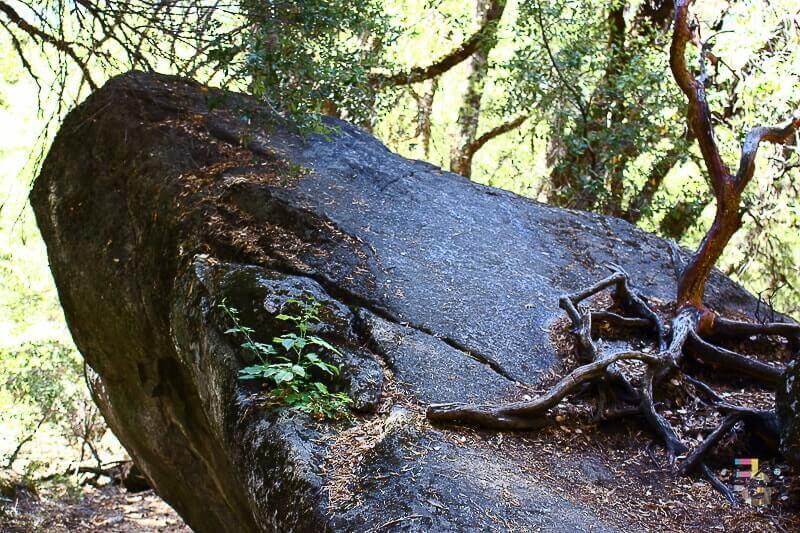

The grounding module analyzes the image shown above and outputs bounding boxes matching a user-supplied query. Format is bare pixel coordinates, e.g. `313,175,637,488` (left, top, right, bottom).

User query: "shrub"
219,296,352,420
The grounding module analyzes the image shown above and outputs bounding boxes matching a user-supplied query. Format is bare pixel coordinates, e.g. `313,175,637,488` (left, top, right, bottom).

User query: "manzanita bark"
670,0,800,310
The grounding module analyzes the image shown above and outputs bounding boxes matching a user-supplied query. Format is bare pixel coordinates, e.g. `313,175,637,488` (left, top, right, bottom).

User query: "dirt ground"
0,483,189,532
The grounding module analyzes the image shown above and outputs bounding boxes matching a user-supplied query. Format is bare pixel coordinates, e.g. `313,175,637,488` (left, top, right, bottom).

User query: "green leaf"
275,370,294,383
285,393,304,405
334,392,352,404
313,361,335,375
260,367,280,378
307,336,341,355
277,336,296,351
253,342,277,355
230,297,351,420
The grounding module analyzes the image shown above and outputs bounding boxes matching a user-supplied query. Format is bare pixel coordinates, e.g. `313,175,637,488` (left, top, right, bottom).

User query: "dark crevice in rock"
206,176,521,383
350,308,396,372
263,259,518,383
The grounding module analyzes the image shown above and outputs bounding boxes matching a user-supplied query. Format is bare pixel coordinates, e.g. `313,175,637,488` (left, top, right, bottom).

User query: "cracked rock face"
32,72,785,531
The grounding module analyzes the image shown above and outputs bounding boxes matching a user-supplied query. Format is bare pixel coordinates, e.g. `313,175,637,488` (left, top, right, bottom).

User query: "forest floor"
331,381,800,532
0,482,189,532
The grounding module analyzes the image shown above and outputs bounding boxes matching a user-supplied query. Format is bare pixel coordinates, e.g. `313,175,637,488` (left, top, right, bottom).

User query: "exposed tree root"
427,268,792,504
706,317,800,351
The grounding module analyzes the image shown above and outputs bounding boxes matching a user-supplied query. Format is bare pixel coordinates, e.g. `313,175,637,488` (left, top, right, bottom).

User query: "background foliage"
0,54,120,487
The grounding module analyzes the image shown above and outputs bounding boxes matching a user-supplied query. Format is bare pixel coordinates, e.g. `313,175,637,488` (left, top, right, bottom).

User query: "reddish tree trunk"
676,188,742,308
670,0,799,311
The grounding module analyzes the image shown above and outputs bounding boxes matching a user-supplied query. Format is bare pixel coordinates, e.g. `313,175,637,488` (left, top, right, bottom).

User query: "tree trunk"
450,0,494,177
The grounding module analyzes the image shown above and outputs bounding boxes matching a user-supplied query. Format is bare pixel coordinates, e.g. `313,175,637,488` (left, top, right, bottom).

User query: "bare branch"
464,115,528,157
371,0,506,87
668,1,798,307
534,0,587,121
734,113,800,194
427,349,662,429
686,331,783,385
670,0,729,192
450,0,497,178
708,316,800,344
0,0,97,90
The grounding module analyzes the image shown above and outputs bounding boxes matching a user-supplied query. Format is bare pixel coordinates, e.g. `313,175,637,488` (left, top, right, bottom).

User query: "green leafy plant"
218,296,352,420
1,339,110,487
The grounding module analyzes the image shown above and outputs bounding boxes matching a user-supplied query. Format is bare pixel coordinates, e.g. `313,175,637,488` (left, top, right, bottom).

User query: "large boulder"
31,72,791,531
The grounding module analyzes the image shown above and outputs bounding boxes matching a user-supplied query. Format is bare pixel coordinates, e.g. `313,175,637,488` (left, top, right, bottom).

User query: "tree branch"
534,0,587,122
463,114,528,158
734,113,800,194
450,0,496,178
624,138,691,223
0,1,97,91
670,0,729,193
371,0,506,87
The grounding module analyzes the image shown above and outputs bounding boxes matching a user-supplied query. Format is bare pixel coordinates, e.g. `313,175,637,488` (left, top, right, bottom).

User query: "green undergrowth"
219,296,352,420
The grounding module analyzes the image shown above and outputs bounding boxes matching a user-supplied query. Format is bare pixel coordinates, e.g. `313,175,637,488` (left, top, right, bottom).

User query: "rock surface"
31,72,793,531
779,359,800,468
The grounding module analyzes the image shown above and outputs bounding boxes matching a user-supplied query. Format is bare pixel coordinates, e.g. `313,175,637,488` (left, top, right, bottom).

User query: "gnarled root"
426,268,793,504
